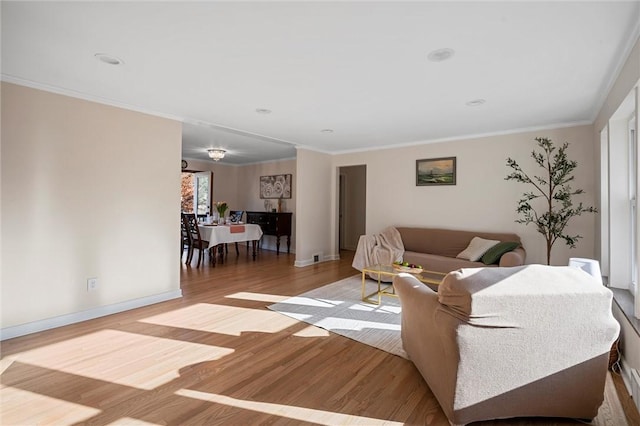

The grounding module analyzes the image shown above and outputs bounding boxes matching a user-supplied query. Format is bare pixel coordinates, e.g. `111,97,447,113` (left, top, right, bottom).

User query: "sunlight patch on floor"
174,389,404,425
9,329,233,390
349,303,402,315
276,296,343,308
292,325,330,338
0,386,101,425
0,356,17,375
225,291,289,303
139,303,299,336
106,417,163,425
315,317,401,332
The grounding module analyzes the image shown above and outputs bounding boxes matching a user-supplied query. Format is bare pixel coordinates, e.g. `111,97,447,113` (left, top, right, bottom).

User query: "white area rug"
268,275,407,359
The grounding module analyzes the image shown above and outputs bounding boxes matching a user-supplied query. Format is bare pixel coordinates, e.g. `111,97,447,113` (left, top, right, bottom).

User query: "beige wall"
182,158,240,210
295,148,333,265
237,159,296,252
332,125,596,266
1,83,182,330
613,304,640,378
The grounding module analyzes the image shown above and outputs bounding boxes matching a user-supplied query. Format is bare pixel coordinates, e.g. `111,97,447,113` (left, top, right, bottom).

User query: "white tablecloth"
198,223,263,248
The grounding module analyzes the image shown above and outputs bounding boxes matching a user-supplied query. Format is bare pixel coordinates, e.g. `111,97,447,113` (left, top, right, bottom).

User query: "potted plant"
505,137,596,265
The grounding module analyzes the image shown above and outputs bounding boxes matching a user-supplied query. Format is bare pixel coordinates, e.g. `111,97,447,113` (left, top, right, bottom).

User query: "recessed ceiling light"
427,48,455,62
255,108,272,114
94,53,124,65
321,129,334,133
466,99,486,107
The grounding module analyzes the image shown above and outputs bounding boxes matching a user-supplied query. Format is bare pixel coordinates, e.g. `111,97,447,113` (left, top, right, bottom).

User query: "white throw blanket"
352,226,405,275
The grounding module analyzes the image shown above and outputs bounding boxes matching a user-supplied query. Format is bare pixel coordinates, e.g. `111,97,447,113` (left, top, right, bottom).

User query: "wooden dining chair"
181,213,193,263
184,213,211,267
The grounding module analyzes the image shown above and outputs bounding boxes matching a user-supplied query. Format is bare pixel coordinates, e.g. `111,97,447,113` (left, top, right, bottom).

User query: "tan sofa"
396,227,525,273
394,265,620,425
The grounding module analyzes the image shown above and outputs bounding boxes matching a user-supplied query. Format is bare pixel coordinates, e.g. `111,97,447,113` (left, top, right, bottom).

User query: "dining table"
198,223,263,265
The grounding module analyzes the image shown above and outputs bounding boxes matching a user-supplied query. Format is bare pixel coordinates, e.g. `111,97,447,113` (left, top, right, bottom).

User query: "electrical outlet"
313,254,320,263
87,277,98,292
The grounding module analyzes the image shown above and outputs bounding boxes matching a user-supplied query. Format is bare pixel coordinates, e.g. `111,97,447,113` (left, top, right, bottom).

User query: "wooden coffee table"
361,264,446,305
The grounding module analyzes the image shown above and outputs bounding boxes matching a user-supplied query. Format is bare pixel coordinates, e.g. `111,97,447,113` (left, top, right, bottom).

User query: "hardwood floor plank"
1,249,637,425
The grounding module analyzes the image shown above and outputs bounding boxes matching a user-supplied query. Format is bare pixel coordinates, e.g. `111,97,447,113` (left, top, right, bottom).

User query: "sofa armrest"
499,246,525,267
394,273,460,416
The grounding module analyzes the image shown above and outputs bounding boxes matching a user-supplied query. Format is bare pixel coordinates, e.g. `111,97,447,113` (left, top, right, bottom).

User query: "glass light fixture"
207,149,226,161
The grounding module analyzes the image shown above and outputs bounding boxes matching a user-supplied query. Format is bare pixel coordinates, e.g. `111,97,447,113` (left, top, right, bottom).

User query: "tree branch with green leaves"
505,137,596,265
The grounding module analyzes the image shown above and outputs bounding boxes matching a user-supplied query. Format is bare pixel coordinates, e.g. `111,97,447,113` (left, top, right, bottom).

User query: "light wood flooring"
1,248,639,425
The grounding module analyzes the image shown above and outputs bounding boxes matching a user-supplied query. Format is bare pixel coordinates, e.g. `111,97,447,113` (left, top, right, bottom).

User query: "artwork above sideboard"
260,174,292,199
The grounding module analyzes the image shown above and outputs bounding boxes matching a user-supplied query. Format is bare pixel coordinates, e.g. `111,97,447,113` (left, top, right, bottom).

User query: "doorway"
338,165,366,251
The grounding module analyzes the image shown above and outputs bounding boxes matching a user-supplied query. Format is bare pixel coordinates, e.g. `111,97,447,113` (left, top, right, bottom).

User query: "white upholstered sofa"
394,264,619,425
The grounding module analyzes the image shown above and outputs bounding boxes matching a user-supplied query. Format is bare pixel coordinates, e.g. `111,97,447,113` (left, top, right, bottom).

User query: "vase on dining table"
217,208,228,224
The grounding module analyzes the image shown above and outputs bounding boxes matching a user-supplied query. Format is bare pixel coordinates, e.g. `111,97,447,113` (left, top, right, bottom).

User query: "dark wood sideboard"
245,211,292,255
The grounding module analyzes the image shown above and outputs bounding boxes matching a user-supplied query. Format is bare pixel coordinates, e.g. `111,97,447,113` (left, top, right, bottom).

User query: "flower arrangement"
215,201,228,218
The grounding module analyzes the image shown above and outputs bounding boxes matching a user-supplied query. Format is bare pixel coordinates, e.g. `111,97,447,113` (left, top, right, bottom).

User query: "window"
601,85,639,319
181,171,213,215
630,115,637,296
600,88,640,317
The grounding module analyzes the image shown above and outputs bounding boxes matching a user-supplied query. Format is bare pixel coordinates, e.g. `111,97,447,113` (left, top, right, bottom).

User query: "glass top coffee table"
361,264,447,305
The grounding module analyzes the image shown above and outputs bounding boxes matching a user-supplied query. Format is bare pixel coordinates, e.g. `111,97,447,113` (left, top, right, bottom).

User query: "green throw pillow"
481,241,520,265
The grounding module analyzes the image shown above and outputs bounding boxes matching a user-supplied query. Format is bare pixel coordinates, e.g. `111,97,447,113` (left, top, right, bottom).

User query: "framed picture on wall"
416,157,456,186
260,174,292,199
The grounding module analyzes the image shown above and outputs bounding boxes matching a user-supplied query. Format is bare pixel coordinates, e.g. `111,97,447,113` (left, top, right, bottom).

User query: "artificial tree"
505,137,596,265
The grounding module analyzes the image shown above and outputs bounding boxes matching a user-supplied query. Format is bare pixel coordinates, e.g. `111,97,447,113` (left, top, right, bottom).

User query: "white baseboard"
632,368,640,414
294,253,340,267
0,290,183,341
619,355,640,413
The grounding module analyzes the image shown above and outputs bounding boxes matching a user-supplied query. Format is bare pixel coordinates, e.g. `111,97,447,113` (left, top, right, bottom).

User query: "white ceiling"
2,1,639,165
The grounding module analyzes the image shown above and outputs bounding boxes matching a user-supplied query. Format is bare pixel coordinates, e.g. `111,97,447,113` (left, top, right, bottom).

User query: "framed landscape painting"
260,174,292,199
416,157,456,186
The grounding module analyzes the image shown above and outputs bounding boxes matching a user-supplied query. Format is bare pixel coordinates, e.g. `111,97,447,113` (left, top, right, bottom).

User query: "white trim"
0,290,183,341
294,254,340,268
591,23,640,123
1,74,184,122
1,75,300,150
619,354,635,397
3,75,597,163
183,118,297,148
181,156,297,167
294,145,334,155
331,120,593,156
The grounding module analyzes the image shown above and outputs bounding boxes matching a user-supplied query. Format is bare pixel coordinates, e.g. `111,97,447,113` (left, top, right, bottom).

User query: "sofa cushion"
396,227,522,258
403,251,492,274
456,237,500,261
481,241,520,265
